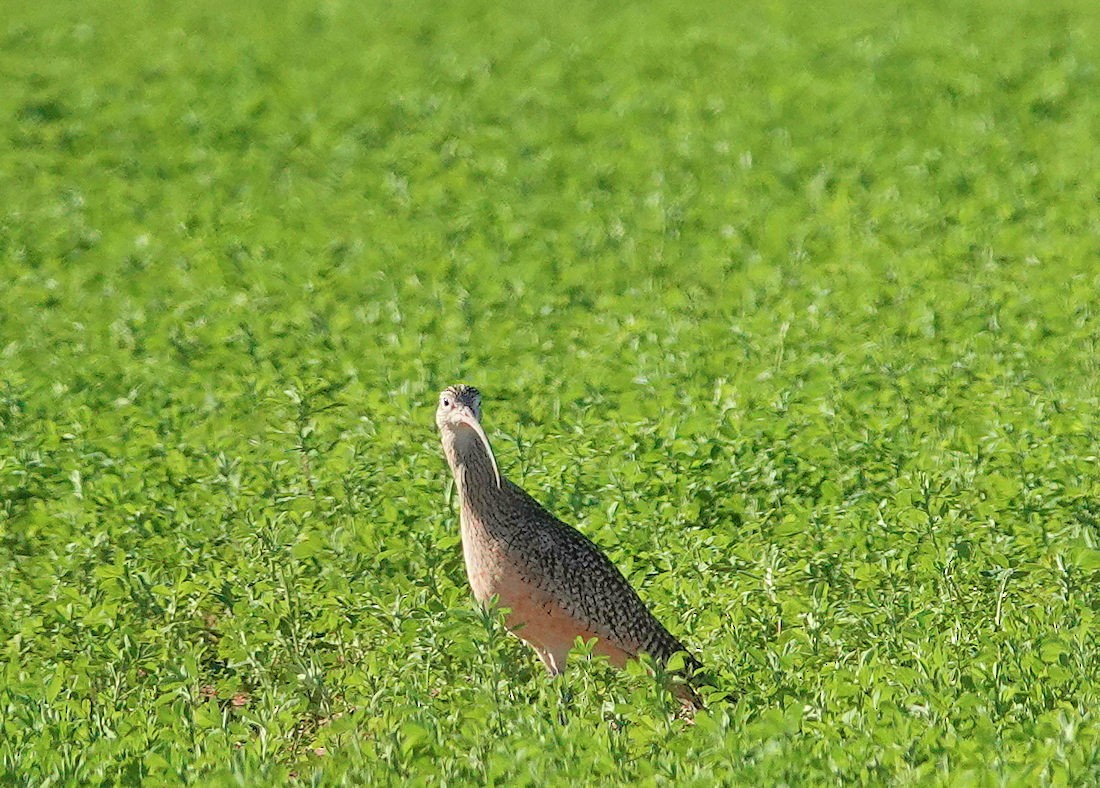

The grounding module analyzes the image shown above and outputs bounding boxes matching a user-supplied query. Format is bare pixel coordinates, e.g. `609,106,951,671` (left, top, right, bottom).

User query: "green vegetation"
2,0,1099,782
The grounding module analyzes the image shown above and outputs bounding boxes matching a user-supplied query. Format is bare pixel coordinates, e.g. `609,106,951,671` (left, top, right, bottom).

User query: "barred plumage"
436,384,702,706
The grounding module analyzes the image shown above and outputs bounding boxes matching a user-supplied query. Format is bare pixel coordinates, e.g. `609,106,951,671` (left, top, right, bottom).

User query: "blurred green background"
2,0,1098,782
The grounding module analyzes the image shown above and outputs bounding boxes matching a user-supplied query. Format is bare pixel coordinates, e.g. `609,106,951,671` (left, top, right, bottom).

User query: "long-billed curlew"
435,384,703,707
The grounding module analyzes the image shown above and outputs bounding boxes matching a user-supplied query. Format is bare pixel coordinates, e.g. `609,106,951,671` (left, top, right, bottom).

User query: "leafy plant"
1,0,1098,782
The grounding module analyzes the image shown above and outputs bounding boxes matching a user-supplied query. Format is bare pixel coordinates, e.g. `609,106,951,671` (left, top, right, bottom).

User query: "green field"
3,0,1100,782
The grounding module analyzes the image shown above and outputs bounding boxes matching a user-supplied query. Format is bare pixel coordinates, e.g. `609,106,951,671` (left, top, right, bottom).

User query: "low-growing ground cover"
1,0,1098,782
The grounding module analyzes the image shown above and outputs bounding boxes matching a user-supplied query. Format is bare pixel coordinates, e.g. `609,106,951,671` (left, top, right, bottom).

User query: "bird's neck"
442,429,502,507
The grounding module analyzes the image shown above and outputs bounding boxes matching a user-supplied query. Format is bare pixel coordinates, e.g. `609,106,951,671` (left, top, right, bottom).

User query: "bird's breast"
458,507,514,605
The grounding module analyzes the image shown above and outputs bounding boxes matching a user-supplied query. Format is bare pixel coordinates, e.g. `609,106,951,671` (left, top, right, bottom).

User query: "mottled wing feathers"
498,480,701,673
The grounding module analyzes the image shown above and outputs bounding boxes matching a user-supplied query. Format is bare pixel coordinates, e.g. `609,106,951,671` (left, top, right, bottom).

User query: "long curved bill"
458,410,502,489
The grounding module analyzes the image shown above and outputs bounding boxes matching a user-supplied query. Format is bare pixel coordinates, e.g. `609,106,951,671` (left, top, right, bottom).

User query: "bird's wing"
500,481,699,671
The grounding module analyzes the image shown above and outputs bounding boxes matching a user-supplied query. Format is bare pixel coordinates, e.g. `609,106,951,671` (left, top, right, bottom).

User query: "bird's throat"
444,428,501,501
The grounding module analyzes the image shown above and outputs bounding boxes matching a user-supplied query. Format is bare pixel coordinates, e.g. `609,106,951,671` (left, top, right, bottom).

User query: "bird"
435,383,703,708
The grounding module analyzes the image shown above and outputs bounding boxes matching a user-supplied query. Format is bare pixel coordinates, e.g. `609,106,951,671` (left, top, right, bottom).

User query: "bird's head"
435,384,501,487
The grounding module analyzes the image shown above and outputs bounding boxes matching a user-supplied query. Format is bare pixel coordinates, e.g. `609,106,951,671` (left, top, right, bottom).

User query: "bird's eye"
442,397,451,407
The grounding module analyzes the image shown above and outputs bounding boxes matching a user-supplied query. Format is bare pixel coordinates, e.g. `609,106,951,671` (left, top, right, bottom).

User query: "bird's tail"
671,675,705,710
663,649,736,710
647,625,732,710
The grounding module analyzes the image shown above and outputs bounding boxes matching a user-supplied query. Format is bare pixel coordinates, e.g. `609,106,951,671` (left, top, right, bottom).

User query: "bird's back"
462,476,701,674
